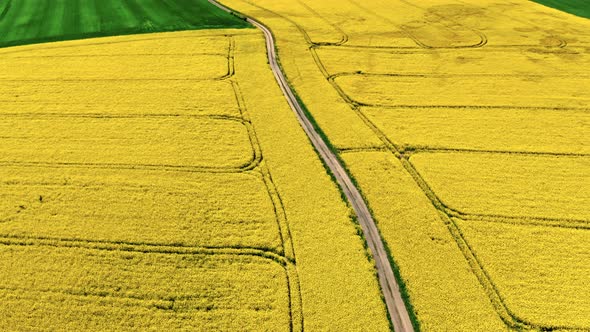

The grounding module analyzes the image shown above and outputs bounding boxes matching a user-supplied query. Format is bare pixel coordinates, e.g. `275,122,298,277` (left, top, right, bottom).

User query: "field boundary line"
0,113,247,121
230,77,304,330
0,233,300,330
330,71,590,79
0,77,230,82
342,146,590,158
360,103,590,112
316,43,573,51
0,234,288,265
9,52,226,58
231,80,298,259
293,0,348,46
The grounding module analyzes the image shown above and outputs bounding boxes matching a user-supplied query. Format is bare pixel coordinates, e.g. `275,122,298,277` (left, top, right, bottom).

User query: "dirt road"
208,1,415,331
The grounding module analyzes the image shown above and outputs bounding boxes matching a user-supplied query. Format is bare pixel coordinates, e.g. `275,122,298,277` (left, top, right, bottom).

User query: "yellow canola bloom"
336,74,590,109
410,152,590,221
361,106,590,154
0,116,255,168
0,245,291,331
316,46,590,76
0,167,281,251
0,80,241,117
0,29,390,331
457,219,590,328
217,0,590,330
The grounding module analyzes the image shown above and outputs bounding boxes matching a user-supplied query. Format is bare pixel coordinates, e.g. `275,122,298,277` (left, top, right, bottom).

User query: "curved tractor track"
208,1,414,331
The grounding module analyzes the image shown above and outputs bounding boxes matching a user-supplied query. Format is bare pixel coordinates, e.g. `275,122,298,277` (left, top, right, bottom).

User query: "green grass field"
532,0,590,19
0,0,251,48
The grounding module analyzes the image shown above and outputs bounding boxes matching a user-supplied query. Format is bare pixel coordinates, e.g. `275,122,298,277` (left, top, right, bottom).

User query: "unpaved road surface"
208,1,415,331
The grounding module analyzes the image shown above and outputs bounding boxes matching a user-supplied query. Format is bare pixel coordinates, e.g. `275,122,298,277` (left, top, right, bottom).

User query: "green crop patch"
0,0,251,48
531,0,590,19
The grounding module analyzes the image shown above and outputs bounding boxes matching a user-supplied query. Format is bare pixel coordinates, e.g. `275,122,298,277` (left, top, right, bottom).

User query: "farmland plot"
0,245,291,331
0,29,390,331
531,0,590,19
0,0,251,48
456,219,590,329
411,152,590,222
217,0,590,330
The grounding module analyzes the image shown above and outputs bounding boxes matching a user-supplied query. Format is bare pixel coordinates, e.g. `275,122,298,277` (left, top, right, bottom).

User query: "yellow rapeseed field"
360,106,589,154
411,152,590,221
457,219,590,329
218,0,590,330
0,245,291,331
0,29,390,330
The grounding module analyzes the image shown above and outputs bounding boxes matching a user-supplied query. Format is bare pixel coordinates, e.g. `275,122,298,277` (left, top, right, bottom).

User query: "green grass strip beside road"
531,0,590,19
0,0,251,48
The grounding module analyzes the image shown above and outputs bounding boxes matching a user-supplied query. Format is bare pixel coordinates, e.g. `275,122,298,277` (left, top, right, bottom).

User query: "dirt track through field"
208,1,414,331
